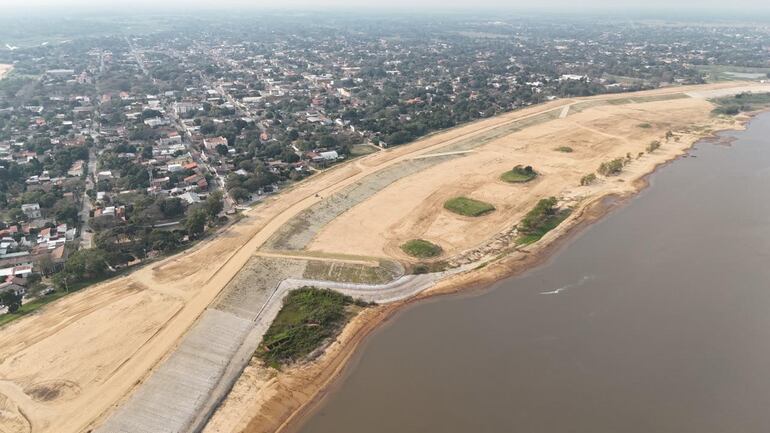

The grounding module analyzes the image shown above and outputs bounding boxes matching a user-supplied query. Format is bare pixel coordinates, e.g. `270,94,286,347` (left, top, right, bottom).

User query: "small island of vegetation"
501,165,538,183
257,287,368,367
444,196,496,217
401,239,443,258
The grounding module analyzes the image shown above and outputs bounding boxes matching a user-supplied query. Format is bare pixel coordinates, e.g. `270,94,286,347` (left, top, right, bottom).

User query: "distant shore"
203,107,763,433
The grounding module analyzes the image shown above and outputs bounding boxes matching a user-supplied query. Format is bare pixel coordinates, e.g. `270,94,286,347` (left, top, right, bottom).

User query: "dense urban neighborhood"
0,13,768,317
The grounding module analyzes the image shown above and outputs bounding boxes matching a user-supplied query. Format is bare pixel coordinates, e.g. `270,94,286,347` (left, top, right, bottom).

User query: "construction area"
0,82,768,433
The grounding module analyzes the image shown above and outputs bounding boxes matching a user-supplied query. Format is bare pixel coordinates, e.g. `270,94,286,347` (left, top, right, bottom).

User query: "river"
296,112,770,433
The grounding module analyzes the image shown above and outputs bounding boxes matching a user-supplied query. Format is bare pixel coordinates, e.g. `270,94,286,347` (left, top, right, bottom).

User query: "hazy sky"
3,0,770,13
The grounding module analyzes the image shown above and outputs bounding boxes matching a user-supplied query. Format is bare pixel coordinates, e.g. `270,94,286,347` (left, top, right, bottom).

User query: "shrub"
597,158,624,176
580,173,597,186
554,146,574,153
646,140,661,153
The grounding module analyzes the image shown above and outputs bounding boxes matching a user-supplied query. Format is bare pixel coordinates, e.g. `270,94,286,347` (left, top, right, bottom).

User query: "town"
0,12,768,318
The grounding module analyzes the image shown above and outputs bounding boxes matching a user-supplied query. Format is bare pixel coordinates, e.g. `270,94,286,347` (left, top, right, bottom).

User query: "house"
167,164,183,173
158,133,182,146
68,160,85,177
319,150,339,161
21,203,42,220
203,136,228,151
179,191,201,204
0,282,25,297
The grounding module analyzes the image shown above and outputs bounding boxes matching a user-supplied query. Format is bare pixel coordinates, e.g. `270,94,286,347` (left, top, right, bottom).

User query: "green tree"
159,197,184,218
0,290,22,313
204,191,224,222
59,248,109,285
186,209,207,238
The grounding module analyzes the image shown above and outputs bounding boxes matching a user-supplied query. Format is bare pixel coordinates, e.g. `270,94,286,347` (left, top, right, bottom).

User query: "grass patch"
501,165,537,183
517,197,572,245
257,287,367,367
0,291,68,327
554,146,573,153
444,196,495,217
637,123,652,128
401,239,442,258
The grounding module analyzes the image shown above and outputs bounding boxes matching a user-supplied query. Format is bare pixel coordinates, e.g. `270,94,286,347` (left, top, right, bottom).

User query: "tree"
159,197,184,218
0,290,22,313
229,187,250,203
186,209,207,238
59,248,109,285
54,200,79,226
215,144,229,156
204,191,224,222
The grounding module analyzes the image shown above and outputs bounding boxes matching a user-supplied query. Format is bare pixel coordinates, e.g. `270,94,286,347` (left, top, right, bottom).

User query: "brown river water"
296,112,770,433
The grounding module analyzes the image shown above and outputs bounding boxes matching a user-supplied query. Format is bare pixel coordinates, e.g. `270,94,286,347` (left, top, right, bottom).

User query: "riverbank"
204,108,762,433
0,82,765,433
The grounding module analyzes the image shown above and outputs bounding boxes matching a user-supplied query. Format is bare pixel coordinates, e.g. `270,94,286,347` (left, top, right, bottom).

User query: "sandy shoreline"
206,109,760,433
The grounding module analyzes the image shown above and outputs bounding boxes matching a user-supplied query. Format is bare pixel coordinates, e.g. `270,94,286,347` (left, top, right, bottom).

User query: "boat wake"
540,275,595,295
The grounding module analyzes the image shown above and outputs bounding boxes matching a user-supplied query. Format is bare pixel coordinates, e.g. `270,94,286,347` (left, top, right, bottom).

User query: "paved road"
79,150,97,249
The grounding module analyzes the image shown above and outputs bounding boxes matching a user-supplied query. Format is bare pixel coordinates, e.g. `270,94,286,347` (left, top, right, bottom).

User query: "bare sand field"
0,65,12,80
0,82,767,433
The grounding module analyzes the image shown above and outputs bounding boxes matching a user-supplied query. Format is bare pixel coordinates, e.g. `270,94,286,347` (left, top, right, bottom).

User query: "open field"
695,65,770,82
0,82,768,433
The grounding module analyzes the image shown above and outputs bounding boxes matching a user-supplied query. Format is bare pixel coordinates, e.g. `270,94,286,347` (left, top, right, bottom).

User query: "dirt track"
0,82,767,433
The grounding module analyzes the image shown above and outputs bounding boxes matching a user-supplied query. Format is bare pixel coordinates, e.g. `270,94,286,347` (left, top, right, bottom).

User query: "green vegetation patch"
444,196,496,217
711,92,770,115
554,146,574,153
401,239,443,258
501,165,538,183
517,197,572,245
257,287,367,367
